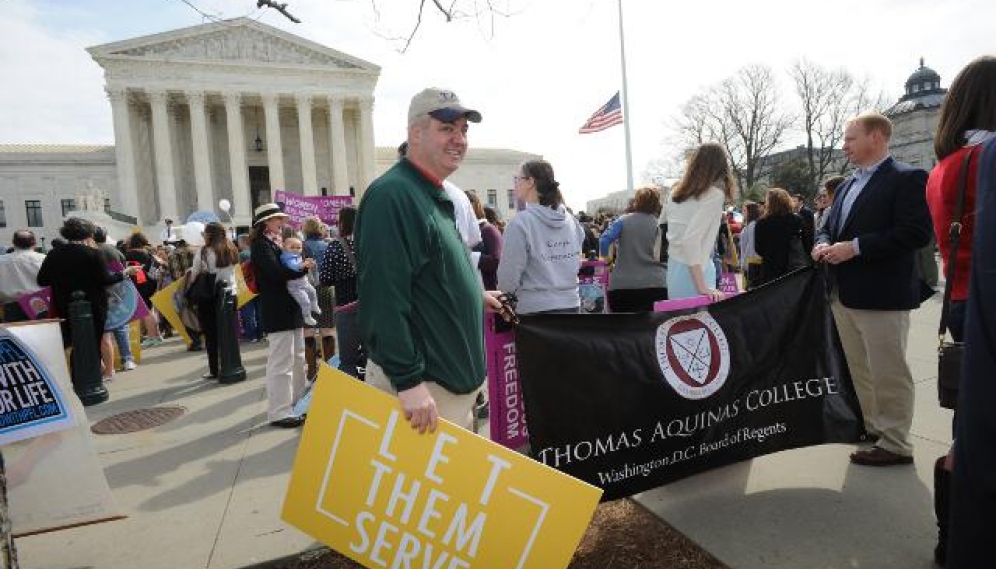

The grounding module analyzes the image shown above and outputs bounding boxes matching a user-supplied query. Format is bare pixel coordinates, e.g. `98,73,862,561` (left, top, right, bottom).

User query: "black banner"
516,268,863,501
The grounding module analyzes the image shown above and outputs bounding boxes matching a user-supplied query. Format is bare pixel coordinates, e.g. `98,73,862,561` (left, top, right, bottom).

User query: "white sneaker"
102,375,114,383
123,360,137,371
304,315,318,326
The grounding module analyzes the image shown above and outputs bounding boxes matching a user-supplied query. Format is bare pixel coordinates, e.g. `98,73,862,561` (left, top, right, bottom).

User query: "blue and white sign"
0,328,76,446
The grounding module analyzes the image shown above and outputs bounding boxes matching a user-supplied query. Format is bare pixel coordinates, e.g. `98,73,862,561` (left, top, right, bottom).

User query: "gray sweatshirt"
497,203,585,314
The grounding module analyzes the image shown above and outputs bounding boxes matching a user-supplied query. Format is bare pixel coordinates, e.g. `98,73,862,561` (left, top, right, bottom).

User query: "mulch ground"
267,498,727,569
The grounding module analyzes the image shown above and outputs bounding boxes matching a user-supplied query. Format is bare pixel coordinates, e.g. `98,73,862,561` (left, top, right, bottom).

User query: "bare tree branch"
256,0,300,23
430,0,454,21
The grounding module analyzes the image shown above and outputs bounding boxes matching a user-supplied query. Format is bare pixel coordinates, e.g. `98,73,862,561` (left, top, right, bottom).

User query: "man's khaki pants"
366,360,480,432
831,298,915,456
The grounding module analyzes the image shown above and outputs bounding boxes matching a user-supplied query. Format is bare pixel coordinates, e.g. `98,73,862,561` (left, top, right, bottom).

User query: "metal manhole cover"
91,406,186,434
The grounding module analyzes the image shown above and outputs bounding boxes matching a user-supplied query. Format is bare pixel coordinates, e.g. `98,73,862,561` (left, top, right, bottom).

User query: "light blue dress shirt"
837,155,890,255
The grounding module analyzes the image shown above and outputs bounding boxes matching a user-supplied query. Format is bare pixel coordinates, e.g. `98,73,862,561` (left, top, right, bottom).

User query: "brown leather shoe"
850,446,913,466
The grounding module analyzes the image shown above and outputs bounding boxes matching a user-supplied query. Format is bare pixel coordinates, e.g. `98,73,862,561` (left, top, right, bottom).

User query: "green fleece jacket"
355,159,485,394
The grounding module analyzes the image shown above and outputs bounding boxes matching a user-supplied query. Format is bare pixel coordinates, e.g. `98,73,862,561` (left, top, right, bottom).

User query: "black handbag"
186,270,217,307
937,149,975,410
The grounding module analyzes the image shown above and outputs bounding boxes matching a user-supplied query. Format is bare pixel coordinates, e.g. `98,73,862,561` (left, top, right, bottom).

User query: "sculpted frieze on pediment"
110,28,360,69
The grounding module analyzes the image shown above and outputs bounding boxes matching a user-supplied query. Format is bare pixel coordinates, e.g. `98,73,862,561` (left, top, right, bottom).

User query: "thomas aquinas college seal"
655,312,730,400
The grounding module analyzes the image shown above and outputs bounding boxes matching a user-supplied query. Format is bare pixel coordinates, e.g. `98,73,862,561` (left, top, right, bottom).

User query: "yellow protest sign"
151,272,257,348
233,264,257,309
283,366,602,569
151,278,194,347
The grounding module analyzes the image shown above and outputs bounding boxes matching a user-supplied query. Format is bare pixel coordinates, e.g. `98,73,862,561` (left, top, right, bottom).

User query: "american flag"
579,92,624,134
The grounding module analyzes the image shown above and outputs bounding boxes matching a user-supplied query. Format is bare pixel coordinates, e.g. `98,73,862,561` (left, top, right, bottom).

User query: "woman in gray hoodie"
497,160,585,314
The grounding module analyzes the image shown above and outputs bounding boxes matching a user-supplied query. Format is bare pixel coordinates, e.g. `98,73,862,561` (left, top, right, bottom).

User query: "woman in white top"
660,143,736,301
189,222,239,379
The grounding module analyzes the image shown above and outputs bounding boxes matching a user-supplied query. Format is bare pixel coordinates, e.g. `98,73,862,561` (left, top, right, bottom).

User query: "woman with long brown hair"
925,54,996,567
754,188,808,285
189,222,239,380
465,190,503,290
661,143,736,300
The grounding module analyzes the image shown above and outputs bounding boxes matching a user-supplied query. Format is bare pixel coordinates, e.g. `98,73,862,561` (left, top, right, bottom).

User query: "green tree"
769,157,812,197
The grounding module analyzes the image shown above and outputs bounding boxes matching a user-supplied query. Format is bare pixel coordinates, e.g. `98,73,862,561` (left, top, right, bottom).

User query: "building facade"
0,19,539,246
885,58,947,169
88,17,380,229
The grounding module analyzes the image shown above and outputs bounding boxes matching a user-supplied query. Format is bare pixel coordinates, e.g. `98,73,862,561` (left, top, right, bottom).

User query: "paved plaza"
16,292,949,569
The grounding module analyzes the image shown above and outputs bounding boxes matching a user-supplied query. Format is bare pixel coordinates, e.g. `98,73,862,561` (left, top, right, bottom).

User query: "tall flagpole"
617,0,634,192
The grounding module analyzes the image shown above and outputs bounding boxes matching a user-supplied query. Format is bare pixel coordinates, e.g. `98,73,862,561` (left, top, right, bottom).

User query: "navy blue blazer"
815,156,933,310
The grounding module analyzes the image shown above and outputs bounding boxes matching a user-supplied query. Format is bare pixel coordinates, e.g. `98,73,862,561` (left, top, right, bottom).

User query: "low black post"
216,283,246,384
68,291,108,406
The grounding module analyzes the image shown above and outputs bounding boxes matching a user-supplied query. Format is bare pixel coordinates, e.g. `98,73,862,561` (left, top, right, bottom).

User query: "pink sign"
273,190,353,228
18,288,52,319
720,271,740,295
653,291,740,313
484,312,529,449
579,260,609,313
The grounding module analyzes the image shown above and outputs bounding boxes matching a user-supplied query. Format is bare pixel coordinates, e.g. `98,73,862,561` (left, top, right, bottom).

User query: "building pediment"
88,18,378,73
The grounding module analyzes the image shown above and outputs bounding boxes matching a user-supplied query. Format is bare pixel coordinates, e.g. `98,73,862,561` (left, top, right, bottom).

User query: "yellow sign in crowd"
150,267,256,347
283,367,603,569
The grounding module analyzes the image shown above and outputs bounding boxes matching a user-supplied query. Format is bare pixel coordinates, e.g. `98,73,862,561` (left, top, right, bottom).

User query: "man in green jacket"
356,87,502,434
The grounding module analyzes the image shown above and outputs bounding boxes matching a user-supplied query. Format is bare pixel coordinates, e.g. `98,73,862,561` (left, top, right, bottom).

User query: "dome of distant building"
885,57,947,170
887,57,947,116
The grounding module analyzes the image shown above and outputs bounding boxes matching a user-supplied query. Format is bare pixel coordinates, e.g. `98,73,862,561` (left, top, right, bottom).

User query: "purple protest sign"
273,190,353,228
720,271,741,295
484,312,529,449
18,288,52,320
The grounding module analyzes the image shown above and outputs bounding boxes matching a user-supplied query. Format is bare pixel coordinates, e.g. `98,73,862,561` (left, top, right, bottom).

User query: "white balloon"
181,221,206,246
218,198,231,213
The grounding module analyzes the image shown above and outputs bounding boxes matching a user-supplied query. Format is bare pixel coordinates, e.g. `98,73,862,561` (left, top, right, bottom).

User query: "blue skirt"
667,259,716,300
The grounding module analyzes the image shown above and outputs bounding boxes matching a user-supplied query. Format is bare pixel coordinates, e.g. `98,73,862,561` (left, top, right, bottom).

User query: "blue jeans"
240,298,264,340
112,325,133,361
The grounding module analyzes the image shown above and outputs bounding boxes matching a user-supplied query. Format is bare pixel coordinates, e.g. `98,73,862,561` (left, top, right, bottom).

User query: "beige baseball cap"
407,88,482,126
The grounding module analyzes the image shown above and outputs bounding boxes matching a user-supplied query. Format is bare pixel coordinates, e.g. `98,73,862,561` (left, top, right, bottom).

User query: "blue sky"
3,0,994,209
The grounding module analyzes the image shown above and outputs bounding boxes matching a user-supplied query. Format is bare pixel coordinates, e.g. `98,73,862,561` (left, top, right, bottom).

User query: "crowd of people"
1,55,994,569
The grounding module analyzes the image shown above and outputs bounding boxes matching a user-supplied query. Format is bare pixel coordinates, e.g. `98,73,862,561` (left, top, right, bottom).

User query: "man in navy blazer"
813,112,933,467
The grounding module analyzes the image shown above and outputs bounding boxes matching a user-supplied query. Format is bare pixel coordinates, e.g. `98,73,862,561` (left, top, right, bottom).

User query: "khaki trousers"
266,328,307,421
365,360,481,432
830,298,915,456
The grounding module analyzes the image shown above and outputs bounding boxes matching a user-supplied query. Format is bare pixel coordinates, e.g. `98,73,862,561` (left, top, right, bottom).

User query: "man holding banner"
356,87,502,434
813,112,933,467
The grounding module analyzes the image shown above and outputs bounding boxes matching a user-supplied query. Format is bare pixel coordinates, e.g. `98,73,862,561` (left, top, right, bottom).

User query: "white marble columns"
223,92,252,224
327,96,349,196
261,93,286,192
296,95,319,196
114,89,371,226
186,90,214,211
149,90,178,221
358,97,376,194
106,87,141,223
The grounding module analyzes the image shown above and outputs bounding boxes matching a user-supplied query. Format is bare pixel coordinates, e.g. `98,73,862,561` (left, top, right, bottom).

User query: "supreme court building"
0,18,537,244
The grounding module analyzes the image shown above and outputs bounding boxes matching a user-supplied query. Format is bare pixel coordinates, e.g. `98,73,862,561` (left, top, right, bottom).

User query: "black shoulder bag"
186,249,217,307
937,149,975,410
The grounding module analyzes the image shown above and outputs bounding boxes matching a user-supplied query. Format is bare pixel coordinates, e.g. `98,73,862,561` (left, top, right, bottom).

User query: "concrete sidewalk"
17,293,951,569
16,339,320,569
635,293,950,569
